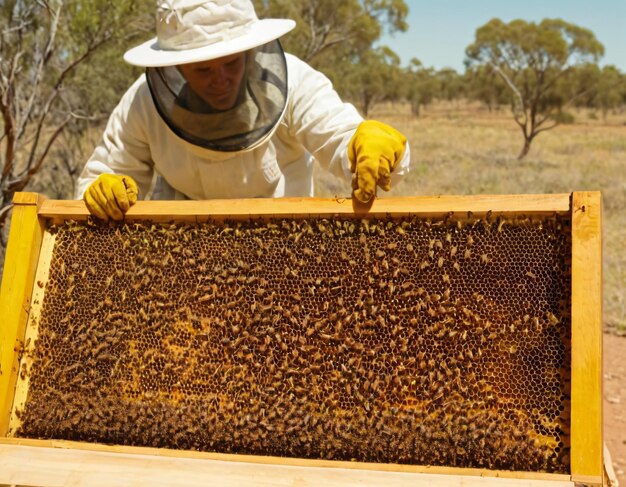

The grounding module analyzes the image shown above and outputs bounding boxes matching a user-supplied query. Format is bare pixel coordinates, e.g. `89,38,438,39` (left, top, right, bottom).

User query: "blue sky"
379,0,626,72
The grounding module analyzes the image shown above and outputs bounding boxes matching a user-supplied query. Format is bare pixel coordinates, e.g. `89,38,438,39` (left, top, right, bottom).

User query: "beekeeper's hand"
84,174,138,221
348,120,407,203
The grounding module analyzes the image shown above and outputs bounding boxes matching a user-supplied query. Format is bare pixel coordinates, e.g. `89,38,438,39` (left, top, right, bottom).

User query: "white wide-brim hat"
124,0,296,67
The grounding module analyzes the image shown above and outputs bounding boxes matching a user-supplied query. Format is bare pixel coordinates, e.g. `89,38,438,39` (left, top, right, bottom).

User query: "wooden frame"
570,192,603,485
0,192,604,487
0,193,46,437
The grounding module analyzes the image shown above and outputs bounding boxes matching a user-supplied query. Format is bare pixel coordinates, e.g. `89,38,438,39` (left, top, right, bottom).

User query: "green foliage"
465,18,605,158
464,65,509,111
341,46,403,116
593,66,625,119
403,59,438,116
0,0,153,233
565,63,602,108
254,0,407,65
466,18,604,70
551,111,575,124
436,68,464,102
57,0,153,114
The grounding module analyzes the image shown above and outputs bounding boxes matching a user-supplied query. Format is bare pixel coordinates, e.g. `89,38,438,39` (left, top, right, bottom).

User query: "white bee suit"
76,54,410,201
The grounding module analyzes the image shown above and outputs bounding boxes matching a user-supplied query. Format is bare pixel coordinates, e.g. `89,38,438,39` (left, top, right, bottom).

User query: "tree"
404,59,438,117
0,0,152,248
253,0,408,68
592,66,624,120
465,18,604,159
464,65,510,112
563,63,602,111
435,68,464,104
343,46,403,116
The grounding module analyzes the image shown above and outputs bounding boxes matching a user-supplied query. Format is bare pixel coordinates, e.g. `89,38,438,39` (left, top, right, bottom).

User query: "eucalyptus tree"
0,0,152,253
593,66,625,119
464,65,510,112
435,68,464,104
343,46,403,116
466,18,604,159
404,59,438,117
253,0,409,68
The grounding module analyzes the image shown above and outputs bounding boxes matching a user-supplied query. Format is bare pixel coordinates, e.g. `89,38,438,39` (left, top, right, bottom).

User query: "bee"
497,218,507,233
19,363,28,380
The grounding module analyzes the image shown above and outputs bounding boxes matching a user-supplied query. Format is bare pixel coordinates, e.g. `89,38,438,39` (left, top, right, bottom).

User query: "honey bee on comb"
16,214,571,473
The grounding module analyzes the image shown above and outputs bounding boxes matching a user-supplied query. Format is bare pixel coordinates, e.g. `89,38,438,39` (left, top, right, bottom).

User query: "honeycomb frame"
0,192,604,487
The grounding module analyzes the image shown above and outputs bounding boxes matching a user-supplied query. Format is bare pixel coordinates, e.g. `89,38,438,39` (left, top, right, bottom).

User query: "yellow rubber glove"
348,120,407,203
84,174,138,221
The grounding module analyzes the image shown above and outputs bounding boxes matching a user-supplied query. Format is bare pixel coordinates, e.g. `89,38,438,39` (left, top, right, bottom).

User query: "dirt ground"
604,332,626,485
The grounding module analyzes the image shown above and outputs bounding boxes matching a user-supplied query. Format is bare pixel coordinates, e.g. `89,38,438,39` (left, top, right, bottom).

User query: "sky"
378,0,626,72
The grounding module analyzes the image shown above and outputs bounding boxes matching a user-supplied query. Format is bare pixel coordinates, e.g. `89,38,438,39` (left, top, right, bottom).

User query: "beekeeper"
77,0,410,221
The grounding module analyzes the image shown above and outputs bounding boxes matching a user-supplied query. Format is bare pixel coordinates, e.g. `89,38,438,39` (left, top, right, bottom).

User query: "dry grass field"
316,100,626,335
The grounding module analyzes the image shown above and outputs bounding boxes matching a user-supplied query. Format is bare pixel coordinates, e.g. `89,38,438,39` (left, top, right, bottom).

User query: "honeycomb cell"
16,214,571,473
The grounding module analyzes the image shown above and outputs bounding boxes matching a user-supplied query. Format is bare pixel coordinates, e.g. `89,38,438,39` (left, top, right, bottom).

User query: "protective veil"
146,40,288,152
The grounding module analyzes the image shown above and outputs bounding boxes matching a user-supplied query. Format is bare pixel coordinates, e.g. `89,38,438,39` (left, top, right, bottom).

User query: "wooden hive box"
0,191,605,487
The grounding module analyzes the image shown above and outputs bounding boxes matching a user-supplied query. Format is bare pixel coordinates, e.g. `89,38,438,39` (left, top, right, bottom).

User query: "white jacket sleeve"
284,55,361,181
75,76,155,199
283,54,410,184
